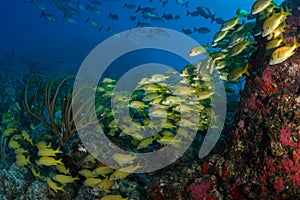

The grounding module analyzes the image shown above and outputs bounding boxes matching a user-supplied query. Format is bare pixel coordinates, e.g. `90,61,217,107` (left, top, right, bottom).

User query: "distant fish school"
26,0,228,36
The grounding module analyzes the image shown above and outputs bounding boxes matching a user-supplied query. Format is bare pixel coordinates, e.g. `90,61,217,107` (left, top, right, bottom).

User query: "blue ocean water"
0,0,259,76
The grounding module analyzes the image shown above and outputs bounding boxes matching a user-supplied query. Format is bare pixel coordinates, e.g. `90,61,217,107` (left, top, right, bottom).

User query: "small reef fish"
40,12,56,22
21,130,33,145
83,154,96,163
251,0,273,15
100,195,128,200
265,35,285,50
162,13,174,20
29,123,35,130
110,163,142,180
8,140,21,149
92,166,115,176
181,28,192,35
52,174,79,184
85,18,103,31
262,7,290,37
149,74,169,83
38,156,63,166
193,26,211,34
236,9,251,18
31,167,41,179
269,36,300,65
96,177,115,191
228,63,250,81
3,127,17,137
47,177,65,193
221,16,240,31
56,164,70,174
189,46,207,56
230,38,254,57
38,146,63,157
213,30,229,43
197,91,215,101
84,177,103,188
137,136,157,149
123,3,136,9
176,0,189,7
15,148,29,154
79,169,98,178
86,4,102,14
113,153,137,166
37,141,52,150
108,13,119,20
16,154,31,166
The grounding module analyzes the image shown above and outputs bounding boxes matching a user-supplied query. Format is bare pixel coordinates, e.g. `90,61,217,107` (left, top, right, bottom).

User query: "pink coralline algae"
279,124,299,148
187,181,212,200
274,177,285,193
247,94,264,114
290,171,300,187
255,66,278,93
286,16,300,27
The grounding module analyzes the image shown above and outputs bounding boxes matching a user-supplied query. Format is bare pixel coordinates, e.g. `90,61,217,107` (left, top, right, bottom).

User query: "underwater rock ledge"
145,0,300,199
197,0,300,199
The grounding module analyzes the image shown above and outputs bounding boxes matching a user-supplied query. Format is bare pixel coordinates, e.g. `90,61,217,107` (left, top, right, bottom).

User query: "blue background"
0,0,262,76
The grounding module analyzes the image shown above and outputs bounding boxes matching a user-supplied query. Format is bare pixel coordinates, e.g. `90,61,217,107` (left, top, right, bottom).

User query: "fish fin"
294,36,300,48
74,175,80,181
186,10,190,16
29,139,33,146
58,158,63,165
244,63,250,76
185,2,189,8
56,146,62,153
193,26,197,33
210,14,216,23
136,5,141,13
27,155,31,164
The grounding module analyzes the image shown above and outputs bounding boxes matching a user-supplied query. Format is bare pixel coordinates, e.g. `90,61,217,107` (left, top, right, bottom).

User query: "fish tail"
247,37,255,45
56,146,62,153
244,63,250,76
58,158,63,165
74,175,80,181
26,155,31,164
136,21,140,27
85,17,90,23
123,3,127,7
294,36,300,48
162,12,165,18
40,11,45,18
186,10,190,16
185,2,189,8
162,1,167,7
136,5,141,13
193,26,197,33
59,185,65,192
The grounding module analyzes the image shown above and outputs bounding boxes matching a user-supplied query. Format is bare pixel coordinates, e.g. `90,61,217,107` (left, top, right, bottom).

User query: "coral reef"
1,0,300,199
145,0,300,199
